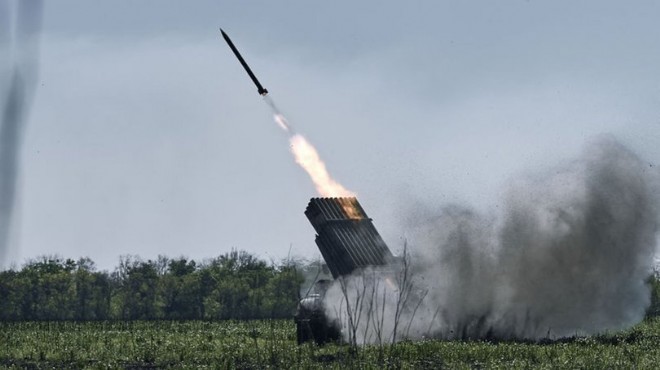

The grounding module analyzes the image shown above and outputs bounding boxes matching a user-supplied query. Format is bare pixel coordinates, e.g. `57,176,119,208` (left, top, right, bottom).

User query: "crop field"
2,318,660,369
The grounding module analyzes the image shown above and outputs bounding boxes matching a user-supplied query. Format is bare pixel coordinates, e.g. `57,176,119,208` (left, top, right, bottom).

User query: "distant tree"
202,250,278,319
73,257,111,320
20,257,76,320
160,258,202,319
0,269,22,320
112,256,161,320
263,263,304,318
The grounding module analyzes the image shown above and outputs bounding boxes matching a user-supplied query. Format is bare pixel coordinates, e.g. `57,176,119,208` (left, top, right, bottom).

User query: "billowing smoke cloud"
324,137,659,342
0,0,43,269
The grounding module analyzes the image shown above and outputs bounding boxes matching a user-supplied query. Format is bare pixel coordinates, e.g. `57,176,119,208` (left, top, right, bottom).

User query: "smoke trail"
324,136,659,342
0,0,43,269
264,96,355,198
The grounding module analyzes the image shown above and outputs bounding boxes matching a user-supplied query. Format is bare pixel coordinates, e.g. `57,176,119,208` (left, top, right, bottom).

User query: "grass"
2,318,660,368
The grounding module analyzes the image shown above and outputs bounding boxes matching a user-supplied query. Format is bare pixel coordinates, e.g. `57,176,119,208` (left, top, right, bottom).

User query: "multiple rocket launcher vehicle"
299,197,396,344
220,29,395,344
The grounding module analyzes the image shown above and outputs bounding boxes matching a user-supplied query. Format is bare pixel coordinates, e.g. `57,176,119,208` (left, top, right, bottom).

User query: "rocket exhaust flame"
274,113,291,132
288,134,355,198
264,96,291,133
264,96,356,201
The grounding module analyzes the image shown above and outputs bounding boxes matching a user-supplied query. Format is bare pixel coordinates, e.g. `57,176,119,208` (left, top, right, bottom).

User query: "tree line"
0,250,305,321
2,251,659,322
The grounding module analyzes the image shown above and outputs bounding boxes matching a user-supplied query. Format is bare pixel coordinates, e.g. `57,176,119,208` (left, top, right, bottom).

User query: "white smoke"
0,0,43,269
324,136,659,342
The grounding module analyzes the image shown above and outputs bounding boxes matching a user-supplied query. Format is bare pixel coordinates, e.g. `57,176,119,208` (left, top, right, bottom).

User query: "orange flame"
337,197,362,219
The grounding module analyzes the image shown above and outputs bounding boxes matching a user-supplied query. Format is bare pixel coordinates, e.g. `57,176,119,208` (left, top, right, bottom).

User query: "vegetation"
0,251,303,321
1,257,659,368
1,318,660,368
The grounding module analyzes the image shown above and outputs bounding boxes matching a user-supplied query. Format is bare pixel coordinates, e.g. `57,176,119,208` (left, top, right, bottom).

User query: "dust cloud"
324,137,659,342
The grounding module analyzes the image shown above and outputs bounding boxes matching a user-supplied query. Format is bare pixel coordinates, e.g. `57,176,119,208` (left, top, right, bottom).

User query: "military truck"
294,197,395,344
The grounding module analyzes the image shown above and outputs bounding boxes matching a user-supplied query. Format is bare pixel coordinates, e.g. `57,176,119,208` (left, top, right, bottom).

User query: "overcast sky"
3,1,659,270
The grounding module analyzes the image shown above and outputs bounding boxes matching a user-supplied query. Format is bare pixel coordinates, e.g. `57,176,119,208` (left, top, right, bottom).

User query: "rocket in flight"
220,28,269,96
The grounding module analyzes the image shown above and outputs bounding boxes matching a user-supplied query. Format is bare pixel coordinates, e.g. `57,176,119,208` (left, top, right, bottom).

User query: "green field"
2,318,660,369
